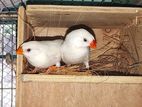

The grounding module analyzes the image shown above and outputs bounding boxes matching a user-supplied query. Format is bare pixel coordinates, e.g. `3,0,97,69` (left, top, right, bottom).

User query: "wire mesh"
0,20,16,107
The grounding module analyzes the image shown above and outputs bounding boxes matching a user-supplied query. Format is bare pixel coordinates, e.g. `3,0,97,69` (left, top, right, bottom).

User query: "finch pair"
16,26,96,72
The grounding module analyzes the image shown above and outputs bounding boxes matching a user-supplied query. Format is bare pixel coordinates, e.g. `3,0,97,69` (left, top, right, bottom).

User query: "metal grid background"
0,20,17,107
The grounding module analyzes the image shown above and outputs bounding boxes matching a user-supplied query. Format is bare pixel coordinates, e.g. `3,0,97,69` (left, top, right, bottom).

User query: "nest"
23,45,142,76
23,29,142,76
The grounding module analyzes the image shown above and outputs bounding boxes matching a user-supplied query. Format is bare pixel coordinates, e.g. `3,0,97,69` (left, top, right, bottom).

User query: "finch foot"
45,66,65,74
44,66,58,74
48,66,57,71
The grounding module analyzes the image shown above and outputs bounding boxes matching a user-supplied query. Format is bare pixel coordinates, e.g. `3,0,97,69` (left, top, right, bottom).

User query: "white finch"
61,28,96,69
16,40,63,69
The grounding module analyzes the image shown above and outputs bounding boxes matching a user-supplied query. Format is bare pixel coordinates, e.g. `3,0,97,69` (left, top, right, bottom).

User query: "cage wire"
0,15,17,107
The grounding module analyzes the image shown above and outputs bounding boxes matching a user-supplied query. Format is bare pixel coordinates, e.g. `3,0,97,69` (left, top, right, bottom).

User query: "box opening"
17,5,142,78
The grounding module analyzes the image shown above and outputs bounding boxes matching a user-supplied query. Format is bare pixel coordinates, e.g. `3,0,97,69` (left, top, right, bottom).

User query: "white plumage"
61,28,96,68
16,40,63,68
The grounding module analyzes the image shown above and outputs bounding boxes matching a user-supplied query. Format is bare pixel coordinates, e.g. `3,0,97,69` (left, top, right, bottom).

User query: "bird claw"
48,66,57,71
44,66,65,74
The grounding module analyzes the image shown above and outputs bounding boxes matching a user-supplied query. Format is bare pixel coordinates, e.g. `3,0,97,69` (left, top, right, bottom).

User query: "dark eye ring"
83,38,87,42
27,48,31,52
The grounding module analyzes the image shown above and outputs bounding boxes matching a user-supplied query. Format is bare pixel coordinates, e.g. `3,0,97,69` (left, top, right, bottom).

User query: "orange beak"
89,40,96,48
16,46,23,55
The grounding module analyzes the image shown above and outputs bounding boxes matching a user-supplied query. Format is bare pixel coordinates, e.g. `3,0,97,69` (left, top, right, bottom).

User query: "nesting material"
22,28,142,76
23,38,141,76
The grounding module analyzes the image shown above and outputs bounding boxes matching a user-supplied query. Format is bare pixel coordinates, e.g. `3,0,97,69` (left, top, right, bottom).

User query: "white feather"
21,40,63,68
61,29,96,68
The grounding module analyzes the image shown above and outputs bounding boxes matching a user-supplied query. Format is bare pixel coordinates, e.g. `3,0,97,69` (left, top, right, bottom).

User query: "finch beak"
16,46,23,55
89,40,96,48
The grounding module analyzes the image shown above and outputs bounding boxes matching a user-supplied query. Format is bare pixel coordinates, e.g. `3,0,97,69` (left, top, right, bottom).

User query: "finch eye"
83,38,87,42
27,48,31,52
